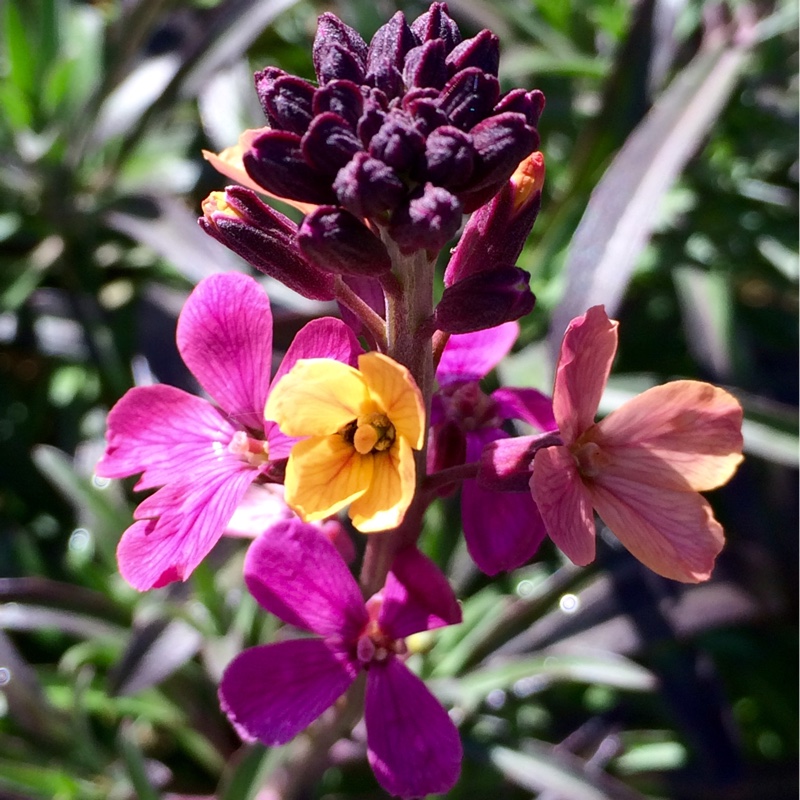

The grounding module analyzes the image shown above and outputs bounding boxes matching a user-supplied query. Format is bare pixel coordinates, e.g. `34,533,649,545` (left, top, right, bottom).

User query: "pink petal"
177,272,273,432
436,321,519,385
587,476,725,582
219,639,358,745
462,480,547,574
553,305,618,444
223,484,294,538
531,445,596,566
595,380,744,492
266,317,363,458
492,386,557,432
118,460,256,589
366,658,462,799
97,385,235,490
378,547,461,639
244,520,368,638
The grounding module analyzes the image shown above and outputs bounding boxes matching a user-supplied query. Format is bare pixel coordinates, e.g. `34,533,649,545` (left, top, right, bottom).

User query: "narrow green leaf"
549,22,755,357
489,743,647,800
457,652,656,709
116,721,163,800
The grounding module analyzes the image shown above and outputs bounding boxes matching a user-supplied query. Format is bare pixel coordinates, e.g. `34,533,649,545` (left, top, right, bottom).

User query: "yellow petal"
284,435,372,522
349,437,416,532
266,359,372,437
202,129,317,215
358,352,425,450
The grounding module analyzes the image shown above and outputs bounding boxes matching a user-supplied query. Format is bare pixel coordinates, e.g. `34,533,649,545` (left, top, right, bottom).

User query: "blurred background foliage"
0,0,797,798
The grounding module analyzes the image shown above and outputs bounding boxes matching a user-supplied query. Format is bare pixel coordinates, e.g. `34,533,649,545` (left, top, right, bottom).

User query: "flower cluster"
98,4,744,797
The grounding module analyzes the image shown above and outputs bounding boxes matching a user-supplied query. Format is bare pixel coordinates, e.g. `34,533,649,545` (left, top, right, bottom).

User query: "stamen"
571,440,606,478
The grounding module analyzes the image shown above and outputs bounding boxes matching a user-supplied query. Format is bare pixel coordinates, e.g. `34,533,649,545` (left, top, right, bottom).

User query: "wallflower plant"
98,3,745,796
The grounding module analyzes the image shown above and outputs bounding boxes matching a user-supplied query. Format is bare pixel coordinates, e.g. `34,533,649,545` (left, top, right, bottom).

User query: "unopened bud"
298,206,391,276
199,187,335,301
434,266,535,333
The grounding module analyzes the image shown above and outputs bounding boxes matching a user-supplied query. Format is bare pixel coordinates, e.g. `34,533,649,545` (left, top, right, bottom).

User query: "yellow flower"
265,353,425,532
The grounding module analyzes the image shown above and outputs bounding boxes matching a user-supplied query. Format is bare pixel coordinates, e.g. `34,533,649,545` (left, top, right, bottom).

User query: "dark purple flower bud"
356,104,386,147
411,2,461,51
313,80,364,128
423,126,474,187
404,96,449,135
253,66,285,124
438,68,499,131
298,206,391,276
469,112,539,192
365,11,415,99
333,152,406,218
257,74,315,135
313,13,368,84
301,112,363,176
434,266,535,333
445,152,545,286
446,30,500,76
199,187,335,301
478,432,562,492
389,183,462,254
244,130,336,205
403,40,448,90
495,88,546,128
369,113,426,173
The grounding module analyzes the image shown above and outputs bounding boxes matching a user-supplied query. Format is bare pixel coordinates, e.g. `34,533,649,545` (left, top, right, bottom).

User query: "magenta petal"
436,321,518,385
492,386,557,432
177,272,273,432
244,519,368,638
379,547,461,639
118,461,256,590
97,385,235,490
219,639,358,746
266,317,363,458
462,479,547,574
366,658,462,799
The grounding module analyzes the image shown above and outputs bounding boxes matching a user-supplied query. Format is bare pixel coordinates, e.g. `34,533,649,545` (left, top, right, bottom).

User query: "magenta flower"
531,305,744,582
219,519,463,799
431,322,556,573
96,272,361,590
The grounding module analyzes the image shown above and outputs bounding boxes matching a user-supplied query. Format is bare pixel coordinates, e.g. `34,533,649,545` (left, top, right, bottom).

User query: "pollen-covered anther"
356,618,406,665
351,413,396,454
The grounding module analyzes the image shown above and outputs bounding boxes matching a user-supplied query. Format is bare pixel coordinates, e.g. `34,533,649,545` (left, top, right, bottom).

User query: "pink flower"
531,305,744,582
219,520,463,799
96,272,361,590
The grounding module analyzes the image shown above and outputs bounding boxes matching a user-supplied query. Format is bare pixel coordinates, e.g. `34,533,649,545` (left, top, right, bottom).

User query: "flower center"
227,430,270,466
570,437,608,478
341,413,396,455
441,382,501,431
356,597,407,666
